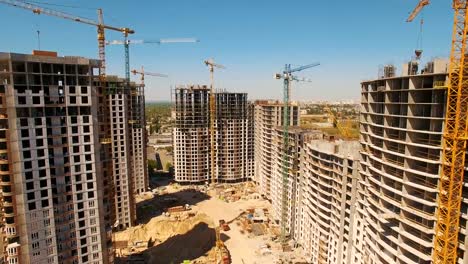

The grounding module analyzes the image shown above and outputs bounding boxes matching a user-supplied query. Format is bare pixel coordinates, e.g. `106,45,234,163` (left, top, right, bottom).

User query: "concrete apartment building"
129,84,148,195
0,52,114,263
270,127,321,237
298,139,361,264
360,58,468,263
215,92,254,182
253,100,299,199
173,85,254,183
104,76,137,230
265,122,363,264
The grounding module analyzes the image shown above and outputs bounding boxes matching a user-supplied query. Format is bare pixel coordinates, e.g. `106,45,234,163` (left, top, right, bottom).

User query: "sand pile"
115,213,217,264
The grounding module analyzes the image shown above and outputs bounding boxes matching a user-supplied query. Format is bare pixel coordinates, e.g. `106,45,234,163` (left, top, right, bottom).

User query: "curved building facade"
360,59,468,263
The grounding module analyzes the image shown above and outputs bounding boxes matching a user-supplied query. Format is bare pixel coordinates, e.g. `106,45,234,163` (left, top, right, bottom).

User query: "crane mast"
406,1,467,263
275,63,319,242
435,2,468,263
204,59,225,185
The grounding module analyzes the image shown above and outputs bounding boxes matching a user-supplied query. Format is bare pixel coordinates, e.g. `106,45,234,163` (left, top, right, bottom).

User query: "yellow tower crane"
407,1,467,263
131,66,168,88
204,59,225,185
129,67,167,126
324,106,352,139
0,0,134,80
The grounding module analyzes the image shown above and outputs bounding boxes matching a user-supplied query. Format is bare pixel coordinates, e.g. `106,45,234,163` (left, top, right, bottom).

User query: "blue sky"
0,0,452,101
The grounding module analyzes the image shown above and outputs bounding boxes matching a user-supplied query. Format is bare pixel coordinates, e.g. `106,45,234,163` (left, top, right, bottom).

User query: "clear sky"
0,0,452,101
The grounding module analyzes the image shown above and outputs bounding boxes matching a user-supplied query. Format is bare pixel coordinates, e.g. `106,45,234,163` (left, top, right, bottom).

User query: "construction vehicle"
324,106,353,139
406,1,467,263
204,59,226,185
219,219,230,231
0,0,134,80
274,63,319,242
215,227,230,264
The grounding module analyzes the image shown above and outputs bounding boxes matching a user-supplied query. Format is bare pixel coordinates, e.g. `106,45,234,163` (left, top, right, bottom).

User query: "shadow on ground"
116,222,231,264
149,176,173,189
137,189,211,225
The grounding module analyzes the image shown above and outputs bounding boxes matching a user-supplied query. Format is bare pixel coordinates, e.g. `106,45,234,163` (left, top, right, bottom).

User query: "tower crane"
204,59,225,185
106,38,198,93
130,66,167,126
406,1,467,263
274,63,319,242
0,0,135,81
131,66,168,88
407,0,430,22
324,106,352,139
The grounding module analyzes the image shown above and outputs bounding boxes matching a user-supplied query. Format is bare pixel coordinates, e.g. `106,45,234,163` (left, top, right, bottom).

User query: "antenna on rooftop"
36,30,41,50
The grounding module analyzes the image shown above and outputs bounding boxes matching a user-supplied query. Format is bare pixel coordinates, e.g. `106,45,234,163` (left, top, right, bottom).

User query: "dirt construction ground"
115,180,306,264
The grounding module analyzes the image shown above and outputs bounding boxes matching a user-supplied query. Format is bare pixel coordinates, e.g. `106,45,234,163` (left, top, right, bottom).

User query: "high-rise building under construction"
173,85,254,183
0,52,115,263
360,58,468,263
102,76,139,230
253,100,299,199
266,124,363,264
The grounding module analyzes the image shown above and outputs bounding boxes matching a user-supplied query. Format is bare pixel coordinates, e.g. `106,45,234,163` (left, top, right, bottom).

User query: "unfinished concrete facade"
270,127,322,237
360,58,468,263
104,76,137,230
253,100,299,199
297,139,361,264
173,85,210,183
0,52,114,264
129,84,148,194
214,92,254,182
173,85,254,183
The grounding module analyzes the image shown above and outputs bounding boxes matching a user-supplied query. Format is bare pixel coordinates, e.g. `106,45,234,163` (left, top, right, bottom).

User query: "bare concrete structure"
253,100,299,199
360,58,468,263
129,84,148,195
173,85,254,183
270,127,322,236
298,139,361,264
0,52,114,263
104,76,137,230
173,85,210,183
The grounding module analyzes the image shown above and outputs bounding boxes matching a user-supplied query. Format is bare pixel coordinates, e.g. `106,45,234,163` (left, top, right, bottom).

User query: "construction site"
114,179,308,264
1,0,468,264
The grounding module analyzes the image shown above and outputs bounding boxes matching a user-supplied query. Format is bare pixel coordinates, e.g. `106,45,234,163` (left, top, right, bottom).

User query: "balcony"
4,225,17,237
6,242,20,257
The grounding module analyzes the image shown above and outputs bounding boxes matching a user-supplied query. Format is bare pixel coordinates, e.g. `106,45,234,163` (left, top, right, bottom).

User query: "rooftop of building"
175,84,209,90
0,50,99,65
274,126,322,135
175,85,248,96
361,58,449,84
306,139,360,160
254,99,299,106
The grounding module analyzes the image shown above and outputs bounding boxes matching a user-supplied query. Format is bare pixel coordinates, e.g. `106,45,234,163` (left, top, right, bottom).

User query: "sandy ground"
121,181,304,264
193,193,275,264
